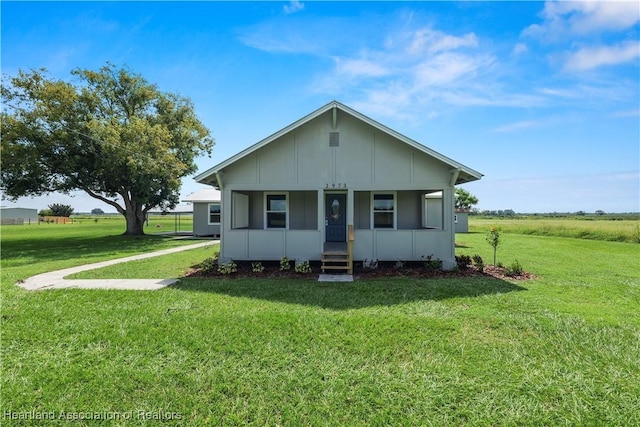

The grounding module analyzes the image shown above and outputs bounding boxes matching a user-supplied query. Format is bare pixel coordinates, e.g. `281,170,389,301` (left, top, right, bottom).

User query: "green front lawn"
2,223,639,425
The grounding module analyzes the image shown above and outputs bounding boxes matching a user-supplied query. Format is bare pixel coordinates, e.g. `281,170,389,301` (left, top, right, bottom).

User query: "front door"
325,193,346,242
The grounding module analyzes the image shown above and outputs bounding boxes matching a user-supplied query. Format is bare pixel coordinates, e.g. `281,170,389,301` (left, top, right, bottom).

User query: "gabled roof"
194,101,483,186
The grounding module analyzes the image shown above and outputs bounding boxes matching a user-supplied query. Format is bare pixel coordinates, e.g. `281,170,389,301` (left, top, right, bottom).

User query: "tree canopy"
455,188,479,211
48,203,74,217
1,64,214,234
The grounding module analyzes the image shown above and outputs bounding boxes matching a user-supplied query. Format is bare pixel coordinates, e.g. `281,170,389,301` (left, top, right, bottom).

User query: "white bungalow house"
182,188,221,237
194,101,482,270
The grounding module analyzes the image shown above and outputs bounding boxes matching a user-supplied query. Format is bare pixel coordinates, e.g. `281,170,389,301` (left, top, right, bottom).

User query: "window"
265,193,288,229
208,203,221,224
372,193,395,229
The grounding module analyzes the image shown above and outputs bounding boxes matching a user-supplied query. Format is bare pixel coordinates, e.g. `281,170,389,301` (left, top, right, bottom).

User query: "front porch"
220,188,456,268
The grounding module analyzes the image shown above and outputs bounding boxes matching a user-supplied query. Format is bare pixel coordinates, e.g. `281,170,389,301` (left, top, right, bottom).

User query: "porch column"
444,187,455,267
347,188,354,228
317,189,325,251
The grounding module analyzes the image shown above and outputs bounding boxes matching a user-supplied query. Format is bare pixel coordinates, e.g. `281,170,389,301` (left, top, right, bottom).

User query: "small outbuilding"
455,210,470,233
424,193,470,233
0,207,38,225
194,101,482,270
183,188,222,237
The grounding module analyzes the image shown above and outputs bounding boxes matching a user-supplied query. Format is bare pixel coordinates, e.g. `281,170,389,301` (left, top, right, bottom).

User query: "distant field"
470,216,640,243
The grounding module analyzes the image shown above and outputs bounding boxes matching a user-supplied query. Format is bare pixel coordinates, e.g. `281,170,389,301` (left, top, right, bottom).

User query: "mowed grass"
2,219,639,425
1,217,199,285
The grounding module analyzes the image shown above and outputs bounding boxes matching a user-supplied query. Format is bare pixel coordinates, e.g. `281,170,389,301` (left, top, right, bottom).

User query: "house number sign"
324,183,347,189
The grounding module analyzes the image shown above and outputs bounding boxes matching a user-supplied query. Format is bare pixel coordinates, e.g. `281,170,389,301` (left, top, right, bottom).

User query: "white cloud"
283,1,304,15
558,1,639,34
412,52,490,88
525,1,640,38
408,28,478,54
492,120,543,134
316,26,504,119
333,57,390,78
512,43,528,56
523,2,640,73
609,109,640,118
539,87,581,98
563,40,640,71
239,21,322,54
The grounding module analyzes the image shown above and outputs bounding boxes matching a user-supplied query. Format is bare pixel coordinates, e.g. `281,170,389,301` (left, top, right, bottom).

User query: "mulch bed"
186,260,536,281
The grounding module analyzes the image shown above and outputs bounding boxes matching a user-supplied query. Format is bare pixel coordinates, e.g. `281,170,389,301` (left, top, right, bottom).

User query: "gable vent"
329,132,340,147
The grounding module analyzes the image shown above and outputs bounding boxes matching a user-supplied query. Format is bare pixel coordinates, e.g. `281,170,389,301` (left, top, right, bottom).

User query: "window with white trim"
208,203,221,224
372,193,395,229
265,193,288,229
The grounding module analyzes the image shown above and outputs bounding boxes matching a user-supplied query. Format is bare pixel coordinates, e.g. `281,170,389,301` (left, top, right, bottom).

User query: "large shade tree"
1,64,214,235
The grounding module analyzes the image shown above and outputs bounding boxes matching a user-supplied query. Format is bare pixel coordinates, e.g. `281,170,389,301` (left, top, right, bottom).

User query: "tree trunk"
123,206,146,235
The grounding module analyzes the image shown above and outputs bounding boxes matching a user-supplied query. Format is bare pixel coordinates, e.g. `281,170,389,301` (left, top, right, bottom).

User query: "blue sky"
2,1,639,213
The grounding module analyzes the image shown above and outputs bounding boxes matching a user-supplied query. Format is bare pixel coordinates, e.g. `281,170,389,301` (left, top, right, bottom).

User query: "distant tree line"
474,209,638,219
473,209,516,217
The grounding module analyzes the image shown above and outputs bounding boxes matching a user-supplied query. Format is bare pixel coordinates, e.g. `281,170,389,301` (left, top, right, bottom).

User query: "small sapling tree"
486,227,501,266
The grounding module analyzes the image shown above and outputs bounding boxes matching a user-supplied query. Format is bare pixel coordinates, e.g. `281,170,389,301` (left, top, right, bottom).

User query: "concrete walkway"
18,240,218,291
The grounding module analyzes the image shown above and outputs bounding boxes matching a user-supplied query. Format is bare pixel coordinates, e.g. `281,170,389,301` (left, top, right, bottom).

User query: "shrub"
200,257,218,273
280,256,291,271
217,258,237,275
394,259,405,270
505,260,524,277
472,254,484,272
251,262,265,273
363,259,379,269
455,255,472,270
422,255,442,272
294,259,312,274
